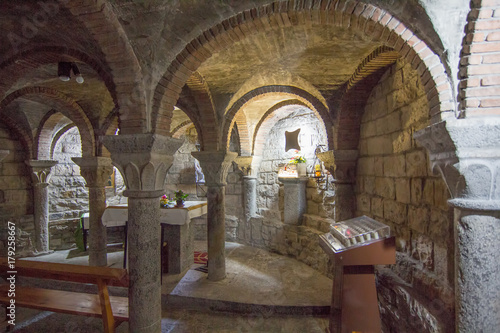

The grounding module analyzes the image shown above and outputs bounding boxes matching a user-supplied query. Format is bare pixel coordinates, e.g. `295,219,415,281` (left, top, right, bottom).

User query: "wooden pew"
0,257,129,332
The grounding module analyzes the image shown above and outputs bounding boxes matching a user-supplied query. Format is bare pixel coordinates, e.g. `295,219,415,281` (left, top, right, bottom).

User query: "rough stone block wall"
222,107,334,275
257,107,328,218
225,163,244,242
165,130,203,199
357,59,454,331
306,178,335,218
0,123,33,255
49,128,88,250
46,127,127,250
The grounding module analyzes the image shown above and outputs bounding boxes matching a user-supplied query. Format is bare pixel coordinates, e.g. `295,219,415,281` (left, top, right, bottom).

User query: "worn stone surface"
358,59,454,331
0,2,493,332
455,211,500,332
26,160,57,253
280,177,308,226
73,157,114,267
206,185,227,281
127,195,162,333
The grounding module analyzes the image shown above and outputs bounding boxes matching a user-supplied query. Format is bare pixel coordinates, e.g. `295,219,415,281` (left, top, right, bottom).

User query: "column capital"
414,118,500,207
101,134,183,192
0,150,10,162
72,156,113,188
317,149,358,183
192,151,237,186
234,155,262,176
25,160,58,184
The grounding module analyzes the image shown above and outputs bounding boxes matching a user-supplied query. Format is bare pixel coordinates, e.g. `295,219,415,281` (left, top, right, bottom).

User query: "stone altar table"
82,201,208,274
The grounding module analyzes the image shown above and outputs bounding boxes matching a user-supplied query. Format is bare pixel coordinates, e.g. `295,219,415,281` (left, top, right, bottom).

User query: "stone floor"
3,242,332,332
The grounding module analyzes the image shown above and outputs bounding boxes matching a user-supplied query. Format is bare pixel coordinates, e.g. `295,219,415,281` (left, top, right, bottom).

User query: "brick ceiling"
0,1,414,146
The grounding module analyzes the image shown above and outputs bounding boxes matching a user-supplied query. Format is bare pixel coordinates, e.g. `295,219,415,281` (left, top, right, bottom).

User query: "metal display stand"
319,216,396,333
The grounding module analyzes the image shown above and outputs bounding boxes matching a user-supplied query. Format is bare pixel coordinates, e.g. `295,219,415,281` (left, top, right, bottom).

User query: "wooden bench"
0,257,129,332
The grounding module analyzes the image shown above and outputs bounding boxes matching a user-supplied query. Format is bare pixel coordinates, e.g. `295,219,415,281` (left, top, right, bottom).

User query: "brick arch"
153,0,455,137
233,112,252,156
222,85,333,153
0,46,117,104
335,45,401,150
60,1,146,135
35,110,72,160
171,120,194,139
100,107,119,137
176,96,206,149
0,113,33,158
185,72,219,150
458,1,500,117
0,87,95,157
49,124,76,160
94,107,119,158
253,99,314,157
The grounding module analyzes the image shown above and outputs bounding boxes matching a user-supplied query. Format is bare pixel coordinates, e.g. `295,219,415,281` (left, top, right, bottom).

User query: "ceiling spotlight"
71,63,84,84
57,62,71,81
75,74,84,84
57,62,84,83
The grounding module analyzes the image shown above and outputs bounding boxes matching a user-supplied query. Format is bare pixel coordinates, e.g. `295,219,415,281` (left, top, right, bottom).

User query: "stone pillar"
317,150,358,221
235,156,262,220
414,118,500,332
192,151,237,281
25,160,57,253
243,176,258,219
102,134,183,333
278,177,308,225
72,157,113,267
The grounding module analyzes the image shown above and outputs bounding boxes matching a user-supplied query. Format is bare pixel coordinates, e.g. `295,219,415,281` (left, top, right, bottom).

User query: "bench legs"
97,279,115,333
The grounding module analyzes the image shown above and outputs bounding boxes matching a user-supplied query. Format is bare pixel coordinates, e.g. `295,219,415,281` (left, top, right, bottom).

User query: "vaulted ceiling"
0,0,442,154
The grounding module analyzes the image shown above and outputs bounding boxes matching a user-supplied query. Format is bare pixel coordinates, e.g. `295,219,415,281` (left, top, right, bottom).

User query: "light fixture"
58,62,84,84
57,62,71,81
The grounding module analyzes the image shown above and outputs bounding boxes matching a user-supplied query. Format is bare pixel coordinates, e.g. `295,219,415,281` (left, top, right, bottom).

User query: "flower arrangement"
289,150,306,164
160,195,173,208
174,190,189,207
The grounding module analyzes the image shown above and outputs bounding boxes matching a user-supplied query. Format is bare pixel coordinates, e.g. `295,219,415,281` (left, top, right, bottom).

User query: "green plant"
174,190,189,201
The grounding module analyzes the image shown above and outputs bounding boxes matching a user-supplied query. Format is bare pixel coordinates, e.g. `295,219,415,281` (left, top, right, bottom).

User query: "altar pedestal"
319,216,396,333
279,177,308,225
85,201,207,274
162,221,193,274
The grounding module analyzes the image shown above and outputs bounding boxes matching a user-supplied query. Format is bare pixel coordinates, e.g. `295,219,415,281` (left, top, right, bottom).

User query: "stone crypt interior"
0,0,499,332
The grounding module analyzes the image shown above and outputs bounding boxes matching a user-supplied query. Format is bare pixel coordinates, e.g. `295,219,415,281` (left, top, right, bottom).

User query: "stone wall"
49,128,88,250
356,59,454,331
218,107,334,275
164,128,213,203
0,123,33,256
257,107,328,217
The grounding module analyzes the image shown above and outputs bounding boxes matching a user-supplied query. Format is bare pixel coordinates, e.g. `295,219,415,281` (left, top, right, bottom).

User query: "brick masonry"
357,58,454,331
460,0,500,116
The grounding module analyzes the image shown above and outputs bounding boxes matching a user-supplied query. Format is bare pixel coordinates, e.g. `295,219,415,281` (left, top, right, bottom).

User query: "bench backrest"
0,257,129,287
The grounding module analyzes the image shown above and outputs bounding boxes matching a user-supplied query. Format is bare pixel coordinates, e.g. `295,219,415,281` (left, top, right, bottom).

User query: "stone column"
278,177,308,225
25,160,57,253
72,157,113,267
317,150,358,221
192,151,237,281
102,134,183,333
235,156,262,220
415,118,500,332
243,176,258,219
